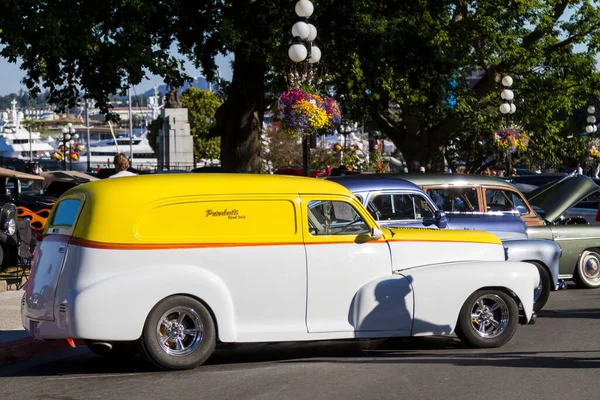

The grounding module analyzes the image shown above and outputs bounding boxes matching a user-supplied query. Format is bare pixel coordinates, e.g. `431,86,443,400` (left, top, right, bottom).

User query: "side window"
368,194,434,221
307,200,369,236
413,195,435,219
485,189,527,212
427,188,479,213
369,194,413,220
51,198,82,227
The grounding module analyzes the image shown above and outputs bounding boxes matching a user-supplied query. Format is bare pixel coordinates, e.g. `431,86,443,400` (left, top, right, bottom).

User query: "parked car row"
19,171,600,371
326,175,563,312
0,168,97,271
391,173,600,289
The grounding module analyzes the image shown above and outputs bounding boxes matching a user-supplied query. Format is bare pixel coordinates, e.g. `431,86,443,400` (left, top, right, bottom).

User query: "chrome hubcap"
470,295,510,338
583,255,600,281
156,307,203,356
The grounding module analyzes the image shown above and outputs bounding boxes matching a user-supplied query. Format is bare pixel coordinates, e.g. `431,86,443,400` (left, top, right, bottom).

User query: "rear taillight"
35,233,43,242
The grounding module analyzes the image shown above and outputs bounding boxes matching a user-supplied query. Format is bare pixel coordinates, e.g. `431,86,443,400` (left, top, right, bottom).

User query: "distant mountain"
138,76,215,98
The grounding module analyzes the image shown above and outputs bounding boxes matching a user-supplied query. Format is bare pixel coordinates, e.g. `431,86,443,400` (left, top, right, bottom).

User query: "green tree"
4,1,600,173
0,0,299,173
181,87,222,160
320,0,600,171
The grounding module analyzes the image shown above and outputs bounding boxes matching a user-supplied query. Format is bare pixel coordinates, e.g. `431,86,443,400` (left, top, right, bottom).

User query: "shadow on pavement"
3,334,600,377
0,337,465,377
0,330,30,344
538,308,600,319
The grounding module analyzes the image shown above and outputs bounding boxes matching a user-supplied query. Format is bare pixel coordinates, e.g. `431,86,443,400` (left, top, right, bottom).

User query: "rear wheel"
574,250,600,288
531,263,551,312
140,295,216,370
455,290,519,348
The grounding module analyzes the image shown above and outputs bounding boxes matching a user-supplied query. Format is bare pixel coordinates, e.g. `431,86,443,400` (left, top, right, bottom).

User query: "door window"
368,194,434,221
485,188,527,213
426,188,479,212
307,200,369,235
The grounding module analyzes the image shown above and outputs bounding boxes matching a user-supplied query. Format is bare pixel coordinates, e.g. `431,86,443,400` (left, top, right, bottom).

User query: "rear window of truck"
51,199,81,227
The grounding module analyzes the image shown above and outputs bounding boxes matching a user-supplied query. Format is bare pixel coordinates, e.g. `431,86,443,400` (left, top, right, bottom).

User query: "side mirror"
515,205,528,215
435,210,448,229
370,227,383,240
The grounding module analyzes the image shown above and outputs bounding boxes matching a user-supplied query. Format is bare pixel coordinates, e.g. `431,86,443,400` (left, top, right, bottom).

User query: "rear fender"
68,264,236,342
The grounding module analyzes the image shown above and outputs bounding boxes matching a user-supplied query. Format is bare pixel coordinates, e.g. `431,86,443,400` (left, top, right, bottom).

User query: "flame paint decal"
17,207,51,232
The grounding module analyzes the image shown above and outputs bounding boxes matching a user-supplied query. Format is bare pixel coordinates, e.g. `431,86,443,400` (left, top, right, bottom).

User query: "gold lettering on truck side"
205,209,245,219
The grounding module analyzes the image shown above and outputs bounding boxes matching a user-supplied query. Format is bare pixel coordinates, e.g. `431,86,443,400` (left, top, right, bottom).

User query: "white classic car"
22,174,539,370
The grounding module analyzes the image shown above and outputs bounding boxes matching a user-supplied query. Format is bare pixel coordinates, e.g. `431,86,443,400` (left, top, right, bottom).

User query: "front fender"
503,239,561,289
69,264,236,342
398,260,539,335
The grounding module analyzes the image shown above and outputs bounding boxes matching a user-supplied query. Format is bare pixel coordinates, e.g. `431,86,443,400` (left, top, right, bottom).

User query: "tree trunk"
373,113,449,173
216,48,265,173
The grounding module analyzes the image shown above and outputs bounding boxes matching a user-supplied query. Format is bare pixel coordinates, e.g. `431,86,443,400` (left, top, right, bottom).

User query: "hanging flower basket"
271,88,341,137
493,123,529,153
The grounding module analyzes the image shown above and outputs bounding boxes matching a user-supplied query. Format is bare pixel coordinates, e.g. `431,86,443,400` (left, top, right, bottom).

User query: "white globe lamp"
288,43,308,62
295,0,314,18
502,75,513,87
308,46,321,64
499,103,511,114
292,22,310,39
501,89,514,101
307,24,317,41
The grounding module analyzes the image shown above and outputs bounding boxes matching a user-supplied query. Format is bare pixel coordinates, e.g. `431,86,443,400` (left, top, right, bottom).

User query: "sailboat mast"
128,86,133,166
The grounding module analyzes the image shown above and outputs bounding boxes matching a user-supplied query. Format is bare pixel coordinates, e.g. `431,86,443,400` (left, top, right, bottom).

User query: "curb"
0,336,75,365
0,277,27,293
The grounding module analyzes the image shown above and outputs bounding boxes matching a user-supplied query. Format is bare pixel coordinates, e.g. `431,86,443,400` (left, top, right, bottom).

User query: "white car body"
23,229,537,343
21,175,539,356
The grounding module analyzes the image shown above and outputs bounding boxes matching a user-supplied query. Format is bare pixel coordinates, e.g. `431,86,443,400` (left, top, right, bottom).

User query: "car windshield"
6,179,44,195
427,187,479,213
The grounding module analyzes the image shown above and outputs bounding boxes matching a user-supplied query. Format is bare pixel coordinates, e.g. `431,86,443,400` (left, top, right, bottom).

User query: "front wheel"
140,295,216,370
455,290,519,348
531,263,551,312
574,250,600,288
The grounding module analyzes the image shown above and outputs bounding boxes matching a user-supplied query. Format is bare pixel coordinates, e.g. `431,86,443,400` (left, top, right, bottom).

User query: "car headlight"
4,218,16,236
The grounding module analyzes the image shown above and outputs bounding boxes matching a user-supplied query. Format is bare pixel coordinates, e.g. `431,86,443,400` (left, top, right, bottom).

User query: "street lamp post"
499,75,516,174
585,106,597,135
61,123,77,171
288,0,321,177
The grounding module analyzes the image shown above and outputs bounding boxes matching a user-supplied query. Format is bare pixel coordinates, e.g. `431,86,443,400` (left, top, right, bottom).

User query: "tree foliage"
3,1,600,173
319,0,600,171
181,87,222,160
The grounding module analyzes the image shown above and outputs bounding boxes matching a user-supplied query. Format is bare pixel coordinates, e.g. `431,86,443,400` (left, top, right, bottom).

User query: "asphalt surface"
1,285,599,400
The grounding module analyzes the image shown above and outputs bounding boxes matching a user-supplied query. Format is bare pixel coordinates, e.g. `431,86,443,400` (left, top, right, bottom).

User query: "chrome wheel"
469,294,510,339
581,252,600,282
156,307,204,356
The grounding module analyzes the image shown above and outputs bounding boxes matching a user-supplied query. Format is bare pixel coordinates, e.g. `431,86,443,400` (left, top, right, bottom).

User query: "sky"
0,52,233,96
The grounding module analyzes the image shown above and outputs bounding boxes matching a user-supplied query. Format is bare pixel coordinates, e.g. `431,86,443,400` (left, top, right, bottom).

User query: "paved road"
1,286,599,400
